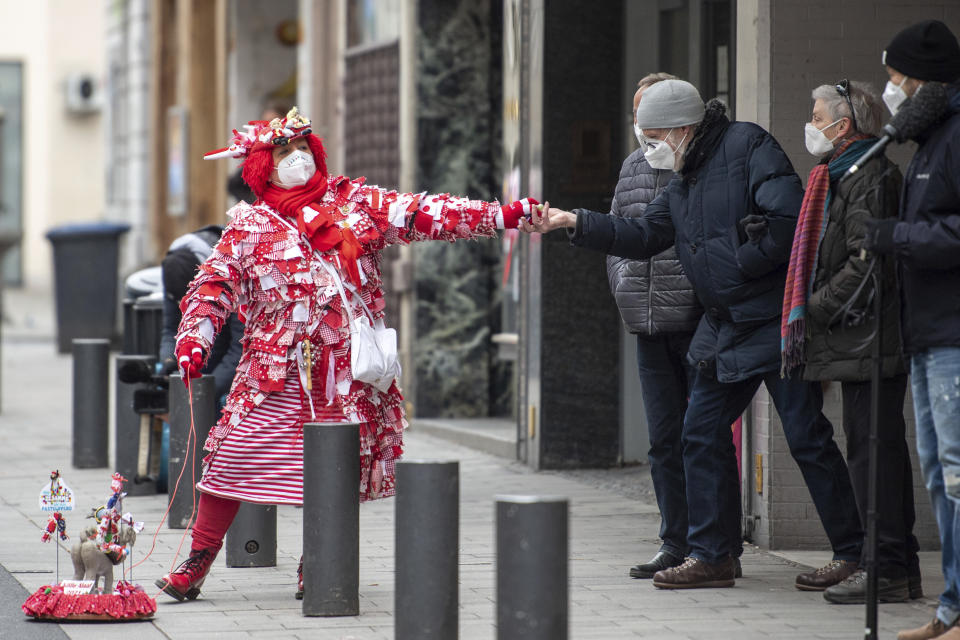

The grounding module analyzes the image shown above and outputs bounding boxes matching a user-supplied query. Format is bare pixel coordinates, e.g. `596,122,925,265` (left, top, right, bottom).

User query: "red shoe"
155,547,217,601
295,556,303,600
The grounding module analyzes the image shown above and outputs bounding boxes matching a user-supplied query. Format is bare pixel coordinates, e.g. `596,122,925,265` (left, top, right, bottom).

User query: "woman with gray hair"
781,79,921,603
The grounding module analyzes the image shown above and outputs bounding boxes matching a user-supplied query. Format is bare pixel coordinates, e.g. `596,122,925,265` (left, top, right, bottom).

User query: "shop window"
702,0,734,109
0,62,23,284
658,0,690,79
347,0,400,49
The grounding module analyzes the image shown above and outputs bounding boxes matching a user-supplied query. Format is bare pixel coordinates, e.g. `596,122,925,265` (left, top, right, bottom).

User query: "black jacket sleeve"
892,136,960,269
736,133,804,278
569,188,677,259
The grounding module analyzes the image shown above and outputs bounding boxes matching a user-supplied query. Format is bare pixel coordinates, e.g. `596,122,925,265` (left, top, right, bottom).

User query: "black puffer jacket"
802,153,905,381
573,149,701,335
570,100,804,383
889,83,960,354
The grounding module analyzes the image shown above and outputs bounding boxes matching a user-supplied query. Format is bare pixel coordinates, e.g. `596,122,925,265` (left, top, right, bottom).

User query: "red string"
126,377,200,599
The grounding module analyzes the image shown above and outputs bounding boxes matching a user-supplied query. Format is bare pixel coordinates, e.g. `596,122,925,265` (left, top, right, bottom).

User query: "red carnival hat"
204,106,313,160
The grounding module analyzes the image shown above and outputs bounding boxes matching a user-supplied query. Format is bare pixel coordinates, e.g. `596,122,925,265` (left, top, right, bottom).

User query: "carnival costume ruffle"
22,582,156,621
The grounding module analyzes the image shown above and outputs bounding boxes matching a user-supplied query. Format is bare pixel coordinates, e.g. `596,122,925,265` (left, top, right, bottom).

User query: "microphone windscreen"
889,82,949,142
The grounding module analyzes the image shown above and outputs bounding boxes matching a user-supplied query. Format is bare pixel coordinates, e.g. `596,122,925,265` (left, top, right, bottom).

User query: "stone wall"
412,0,509,417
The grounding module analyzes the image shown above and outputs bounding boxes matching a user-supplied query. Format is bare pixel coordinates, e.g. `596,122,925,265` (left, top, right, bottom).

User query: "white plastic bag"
319,259,401,392
349,315,401,392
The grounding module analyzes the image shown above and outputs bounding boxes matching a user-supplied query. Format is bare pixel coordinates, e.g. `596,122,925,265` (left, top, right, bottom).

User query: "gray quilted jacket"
575,149,701,335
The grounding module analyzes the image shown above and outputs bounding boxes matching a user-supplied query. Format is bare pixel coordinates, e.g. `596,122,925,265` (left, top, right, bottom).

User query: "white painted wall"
227,0,299,145
0,0,106,290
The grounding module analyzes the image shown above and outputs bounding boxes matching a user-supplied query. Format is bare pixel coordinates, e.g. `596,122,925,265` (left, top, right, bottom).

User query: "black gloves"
863,218,898,255
740,214,768,243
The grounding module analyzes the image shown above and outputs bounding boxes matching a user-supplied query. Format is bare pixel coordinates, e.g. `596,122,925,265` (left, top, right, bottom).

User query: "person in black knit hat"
884,20,960,83
864,18,960,640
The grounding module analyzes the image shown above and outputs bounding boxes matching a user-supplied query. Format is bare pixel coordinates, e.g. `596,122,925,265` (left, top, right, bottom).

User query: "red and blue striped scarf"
780,135,875,376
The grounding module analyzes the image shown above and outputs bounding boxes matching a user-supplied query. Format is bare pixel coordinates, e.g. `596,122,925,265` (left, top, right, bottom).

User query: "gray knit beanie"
635,79,705,129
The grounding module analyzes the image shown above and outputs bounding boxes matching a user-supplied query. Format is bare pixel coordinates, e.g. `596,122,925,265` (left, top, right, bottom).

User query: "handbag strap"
341,279,382,327
317,258,365,323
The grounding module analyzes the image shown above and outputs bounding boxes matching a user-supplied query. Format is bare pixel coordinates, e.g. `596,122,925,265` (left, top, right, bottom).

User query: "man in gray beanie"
522,79,862,590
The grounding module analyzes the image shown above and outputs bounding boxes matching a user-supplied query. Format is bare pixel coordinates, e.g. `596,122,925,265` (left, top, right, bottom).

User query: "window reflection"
347,0,400,48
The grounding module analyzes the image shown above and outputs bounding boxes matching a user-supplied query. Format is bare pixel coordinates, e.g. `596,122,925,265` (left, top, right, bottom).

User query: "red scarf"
261,170,364,287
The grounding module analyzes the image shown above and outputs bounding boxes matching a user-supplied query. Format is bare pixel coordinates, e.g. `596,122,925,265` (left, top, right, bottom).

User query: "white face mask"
644,129,687,171
634,122,648,152
804,119,842,156
273,149,316,189
882,77,908,116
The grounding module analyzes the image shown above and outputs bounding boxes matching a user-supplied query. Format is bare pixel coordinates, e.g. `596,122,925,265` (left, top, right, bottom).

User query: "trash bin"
123,266,162,355
125,265,162,300
46,222,130,353
133,294,164,357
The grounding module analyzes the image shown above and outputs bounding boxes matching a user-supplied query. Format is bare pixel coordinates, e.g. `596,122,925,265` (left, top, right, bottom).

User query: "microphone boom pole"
864,256,881,640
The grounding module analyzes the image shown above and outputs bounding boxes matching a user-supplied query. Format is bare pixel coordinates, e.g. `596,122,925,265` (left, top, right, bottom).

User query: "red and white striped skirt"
197,373,345,505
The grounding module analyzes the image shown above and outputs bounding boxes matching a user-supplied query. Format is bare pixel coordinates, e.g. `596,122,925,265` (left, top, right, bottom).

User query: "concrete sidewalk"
0,335,943,639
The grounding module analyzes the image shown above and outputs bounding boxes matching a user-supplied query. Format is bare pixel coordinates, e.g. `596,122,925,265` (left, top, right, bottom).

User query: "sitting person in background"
159,226,244,405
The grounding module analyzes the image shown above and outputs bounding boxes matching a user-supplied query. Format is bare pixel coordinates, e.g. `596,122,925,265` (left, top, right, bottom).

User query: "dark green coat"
802,154,906,382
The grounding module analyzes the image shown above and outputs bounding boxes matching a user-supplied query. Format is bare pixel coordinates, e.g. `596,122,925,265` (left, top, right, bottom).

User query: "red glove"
175,341,205,386
499,198,540,229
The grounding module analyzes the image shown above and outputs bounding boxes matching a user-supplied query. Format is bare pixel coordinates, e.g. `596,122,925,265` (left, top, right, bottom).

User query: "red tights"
191,492,241,551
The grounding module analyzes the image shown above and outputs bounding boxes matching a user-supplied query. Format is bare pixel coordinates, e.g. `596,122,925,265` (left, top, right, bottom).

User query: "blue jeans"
636,333,695,557
682,370,863,564
911,347,960,626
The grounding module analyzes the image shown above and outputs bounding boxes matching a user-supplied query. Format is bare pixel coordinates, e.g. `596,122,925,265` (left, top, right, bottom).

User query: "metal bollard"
167,374,216,529
496,496,569,640
302,422,360,617
226,503,277,567
114,355,157,496
395,460,459,640
72,338,110,468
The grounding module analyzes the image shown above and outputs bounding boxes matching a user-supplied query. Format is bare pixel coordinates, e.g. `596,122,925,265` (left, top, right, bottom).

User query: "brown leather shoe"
897,617,956,640
652,556,736,589
795,559,857,591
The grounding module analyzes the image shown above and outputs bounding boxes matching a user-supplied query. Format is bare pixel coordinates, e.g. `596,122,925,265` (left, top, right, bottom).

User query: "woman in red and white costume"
156,107,537,601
